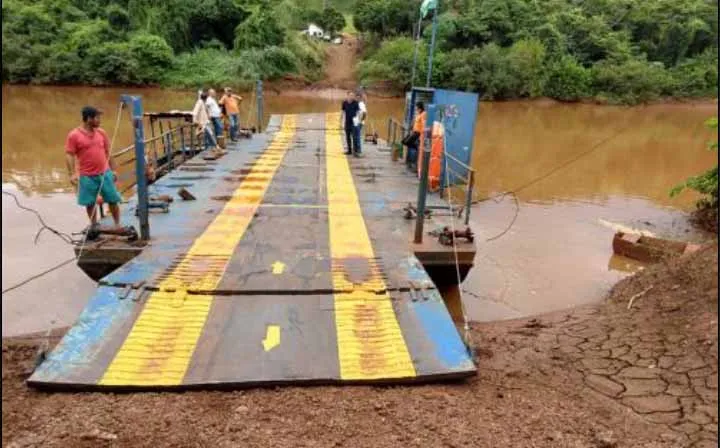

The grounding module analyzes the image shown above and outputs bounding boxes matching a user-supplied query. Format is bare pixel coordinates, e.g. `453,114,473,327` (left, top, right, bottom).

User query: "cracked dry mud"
2,244,717,447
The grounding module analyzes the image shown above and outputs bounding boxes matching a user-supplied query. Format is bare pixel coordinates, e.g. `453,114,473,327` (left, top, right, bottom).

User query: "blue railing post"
256,80,264,133
120,95,150,241
414,103,436,243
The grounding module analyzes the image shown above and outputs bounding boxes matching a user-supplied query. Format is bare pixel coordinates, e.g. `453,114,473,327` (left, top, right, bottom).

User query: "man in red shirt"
65,106,122,228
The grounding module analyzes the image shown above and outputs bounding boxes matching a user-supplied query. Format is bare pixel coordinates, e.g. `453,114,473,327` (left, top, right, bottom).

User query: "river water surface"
2,85,716,335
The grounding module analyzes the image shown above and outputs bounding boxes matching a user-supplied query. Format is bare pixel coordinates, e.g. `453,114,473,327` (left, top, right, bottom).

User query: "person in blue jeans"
206,89,224,148
352,91,367,157
220,88,243,142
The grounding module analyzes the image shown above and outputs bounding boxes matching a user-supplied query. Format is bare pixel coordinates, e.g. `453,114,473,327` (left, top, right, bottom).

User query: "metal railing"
441,152,475,225
386,117,409,160
386,116,476,225
112,123,202,195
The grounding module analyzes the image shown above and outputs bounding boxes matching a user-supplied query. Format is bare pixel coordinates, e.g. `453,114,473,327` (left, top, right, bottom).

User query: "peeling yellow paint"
324,113,416,380
272,261,286,275
262,325,281,351
99,116,298,386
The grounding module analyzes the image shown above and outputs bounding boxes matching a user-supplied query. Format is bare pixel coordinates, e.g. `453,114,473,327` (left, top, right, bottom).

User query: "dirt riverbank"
3,243,716,447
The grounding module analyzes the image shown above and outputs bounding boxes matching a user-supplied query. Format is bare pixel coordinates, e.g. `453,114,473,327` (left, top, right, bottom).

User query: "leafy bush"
105,4,130,32
591,59,673,104
238,47,299,80
358,37,426,90
284,33,324,80
234,10,285,50
319,7,346,37
65,19,117,58
128,33,174,84
544,55,591,101
36,44,85,84
442,45,517,99
667,50,719,97
85,42,139,85
670,118,718,210
506,38,547,97
354,0,419,37
163,48,243,89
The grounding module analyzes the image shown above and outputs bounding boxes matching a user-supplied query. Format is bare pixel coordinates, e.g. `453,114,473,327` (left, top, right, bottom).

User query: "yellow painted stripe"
100,116,297,386
324,113,416,380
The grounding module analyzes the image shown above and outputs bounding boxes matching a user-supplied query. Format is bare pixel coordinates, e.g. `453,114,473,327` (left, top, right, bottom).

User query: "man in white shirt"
352,91,367,157
192,90,214,149
206,89,224,148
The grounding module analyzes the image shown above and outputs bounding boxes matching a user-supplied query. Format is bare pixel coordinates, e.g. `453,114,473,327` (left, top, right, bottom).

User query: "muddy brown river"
2,85,716,336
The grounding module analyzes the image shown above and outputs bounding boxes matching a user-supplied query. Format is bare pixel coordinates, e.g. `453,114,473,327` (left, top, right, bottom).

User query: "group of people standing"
192,87,244,150
340,90,368,157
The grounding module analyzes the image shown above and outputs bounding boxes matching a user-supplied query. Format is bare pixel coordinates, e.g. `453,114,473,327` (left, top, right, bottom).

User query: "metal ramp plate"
28,113,476,390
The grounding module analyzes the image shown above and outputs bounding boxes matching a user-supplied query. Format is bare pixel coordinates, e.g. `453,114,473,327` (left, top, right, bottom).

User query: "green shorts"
78,170,122,207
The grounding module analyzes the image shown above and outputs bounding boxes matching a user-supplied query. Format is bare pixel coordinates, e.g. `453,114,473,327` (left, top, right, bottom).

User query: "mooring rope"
1,191,79,246
472,116,640,242
2,257,77,295
438,119,475,356
75,101,125,261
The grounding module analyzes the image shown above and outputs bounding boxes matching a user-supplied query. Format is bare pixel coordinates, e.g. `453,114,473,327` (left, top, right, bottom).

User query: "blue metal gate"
403,88,479,188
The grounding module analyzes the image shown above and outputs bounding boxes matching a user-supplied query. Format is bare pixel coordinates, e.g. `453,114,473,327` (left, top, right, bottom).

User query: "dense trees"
1,0,330,87
357,0,718,103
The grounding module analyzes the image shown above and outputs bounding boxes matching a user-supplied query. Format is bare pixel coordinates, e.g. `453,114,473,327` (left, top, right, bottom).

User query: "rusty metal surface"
28,113,476,390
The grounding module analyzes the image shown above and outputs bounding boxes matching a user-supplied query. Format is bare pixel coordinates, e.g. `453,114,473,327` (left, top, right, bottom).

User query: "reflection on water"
472,101,717,208
462,197,711,322
1,85,401,196
3,86,714,210
2,85,717,331
607,254,647,273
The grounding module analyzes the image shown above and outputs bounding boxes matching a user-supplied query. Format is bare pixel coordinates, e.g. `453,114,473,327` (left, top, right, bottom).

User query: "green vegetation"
355,0,718,104
671,118,718,219
1,0,335,87
342,14,357,34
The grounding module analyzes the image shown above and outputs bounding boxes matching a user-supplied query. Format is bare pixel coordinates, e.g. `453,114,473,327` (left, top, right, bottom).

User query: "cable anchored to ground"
3,101,126,296
2,190,79,245
2,257,77,295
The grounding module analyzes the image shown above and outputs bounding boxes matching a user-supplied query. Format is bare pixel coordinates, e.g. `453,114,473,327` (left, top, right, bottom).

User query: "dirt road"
316,33,359,91
3,245,717,447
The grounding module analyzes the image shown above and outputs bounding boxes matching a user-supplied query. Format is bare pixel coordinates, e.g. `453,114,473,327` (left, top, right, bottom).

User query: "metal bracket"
429,226,474,246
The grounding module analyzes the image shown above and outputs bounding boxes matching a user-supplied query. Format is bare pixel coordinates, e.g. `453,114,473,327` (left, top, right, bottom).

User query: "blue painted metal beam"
120,95,150,240
414,103,436,243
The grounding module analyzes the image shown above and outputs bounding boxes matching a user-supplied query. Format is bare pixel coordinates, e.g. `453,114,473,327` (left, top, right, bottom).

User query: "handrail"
387,114,477,225
111,122,199,196
112,127,187,158
444,151,475,175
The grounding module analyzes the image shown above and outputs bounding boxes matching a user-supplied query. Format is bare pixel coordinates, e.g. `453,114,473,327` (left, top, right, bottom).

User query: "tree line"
354,0,718,104
1,0,348,88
